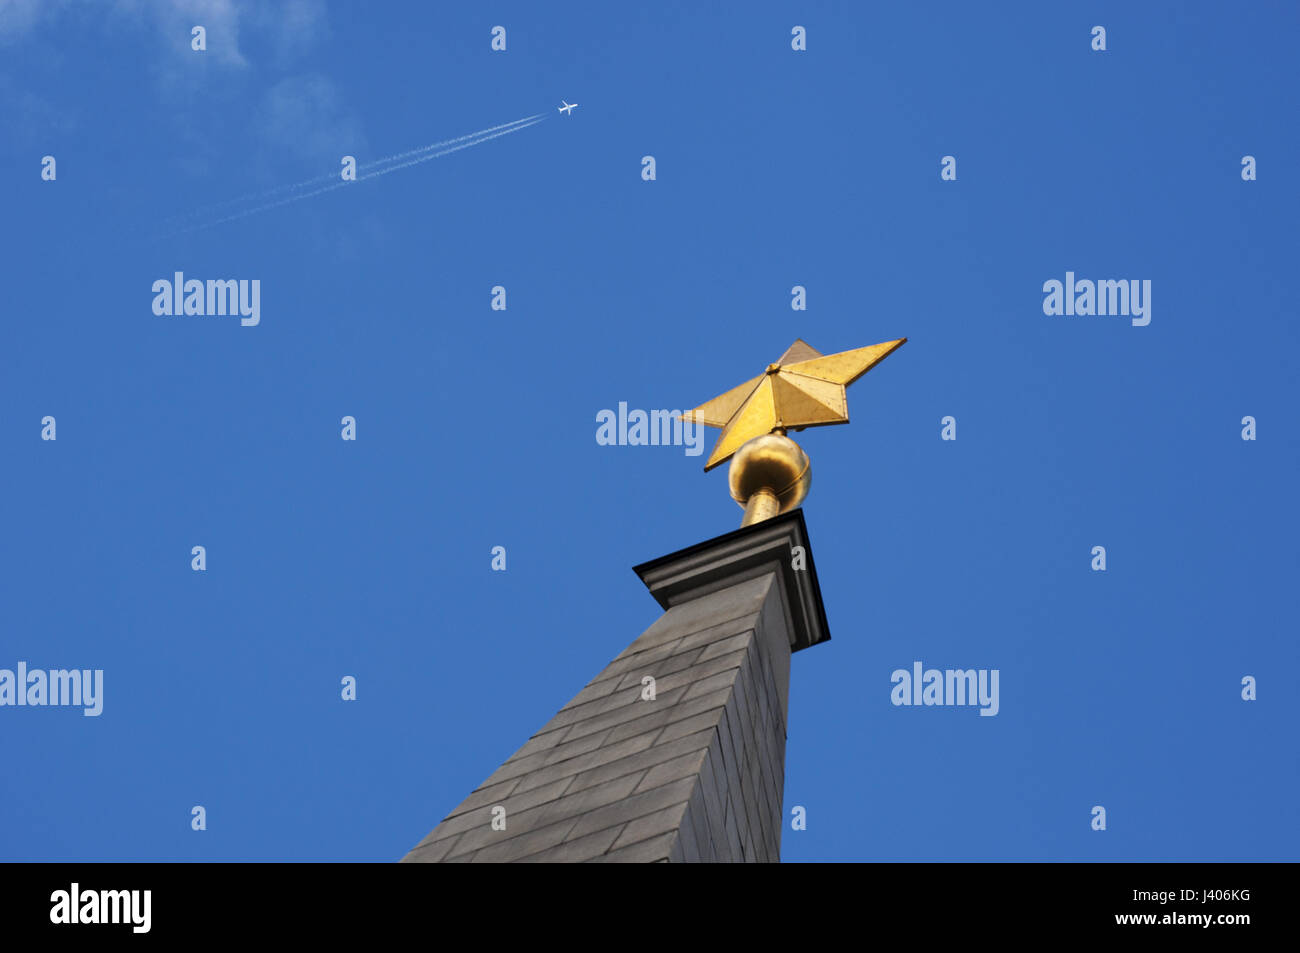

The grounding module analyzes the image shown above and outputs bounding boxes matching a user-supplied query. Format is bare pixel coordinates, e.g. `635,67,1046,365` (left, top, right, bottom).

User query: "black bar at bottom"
0,861,1282,940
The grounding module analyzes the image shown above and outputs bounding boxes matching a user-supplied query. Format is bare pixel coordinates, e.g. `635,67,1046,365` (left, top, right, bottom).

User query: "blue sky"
2,0,1296,861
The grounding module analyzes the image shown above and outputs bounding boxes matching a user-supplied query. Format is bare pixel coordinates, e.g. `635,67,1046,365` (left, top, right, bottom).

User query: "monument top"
680,337,906,525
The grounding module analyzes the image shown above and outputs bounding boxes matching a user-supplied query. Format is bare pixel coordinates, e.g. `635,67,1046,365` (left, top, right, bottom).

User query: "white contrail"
163,113,545,225
161,112,549,233
372,113,546,169
358,116,545,182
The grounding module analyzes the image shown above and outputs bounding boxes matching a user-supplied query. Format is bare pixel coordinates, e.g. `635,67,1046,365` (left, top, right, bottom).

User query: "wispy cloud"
0,0,358,182
255,73,368,167
0,0,47,41
1,0,329,71
116,0,250,68
246,0,329,68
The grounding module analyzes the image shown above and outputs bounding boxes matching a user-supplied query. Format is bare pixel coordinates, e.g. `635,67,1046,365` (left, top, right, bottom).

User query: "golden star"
681,338,907,470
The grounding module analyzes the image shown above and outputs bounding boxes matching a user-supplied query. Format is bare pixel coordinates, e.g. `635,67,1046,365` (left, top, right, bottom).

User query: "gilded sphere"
728,433,811,512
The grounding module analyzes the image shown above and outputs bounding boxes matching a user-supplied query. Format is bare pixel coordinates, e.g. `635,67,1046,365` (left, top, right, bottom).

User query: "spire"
403,337,903,861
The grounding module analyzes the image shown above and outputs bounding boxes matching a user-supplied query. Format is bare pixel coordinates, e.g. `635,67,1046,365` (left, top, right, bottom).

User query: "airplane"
557,100,578,115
